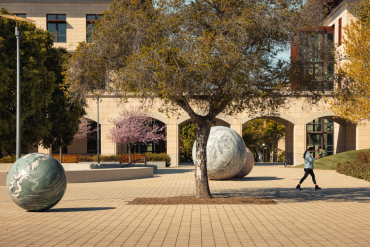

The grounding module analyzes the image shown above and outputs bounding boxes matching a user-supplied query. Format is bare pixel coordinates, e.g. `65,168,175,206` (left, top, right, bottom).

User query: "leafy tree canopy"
0,8,85,156
64,0,333,198
328,0,370,124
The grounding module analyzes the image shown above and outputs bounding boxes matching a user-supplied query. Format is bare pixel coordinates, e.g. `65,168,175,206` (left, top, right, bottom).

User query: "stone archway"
240,113,297,163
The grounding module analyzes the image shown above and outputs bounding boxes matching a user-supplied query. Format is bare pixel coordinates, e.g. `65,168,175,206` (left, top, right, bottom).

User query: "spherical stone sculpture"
234,147,255,178
7,153,67,212
192,126,246,180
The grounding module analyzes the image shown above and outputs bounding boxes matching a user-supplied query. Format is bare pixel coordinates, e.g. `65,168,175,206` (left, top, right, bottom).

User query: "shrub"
78,155,94,162
0,155,16,163
335,160,370,182
356,152,370,164
146,153,171,167
79,154,120,162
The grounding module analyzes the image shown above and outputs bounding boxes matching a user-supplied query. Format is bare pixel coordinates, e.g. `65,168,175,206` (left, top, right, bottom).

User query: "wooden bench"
120,154,146,164
52,154,79,163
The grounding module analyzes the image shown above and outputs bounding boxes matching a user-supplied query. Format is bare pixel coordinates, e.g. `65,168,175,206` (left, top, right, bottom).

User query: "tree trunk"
128,142,131,163
59,147,62,164
194,123,212,199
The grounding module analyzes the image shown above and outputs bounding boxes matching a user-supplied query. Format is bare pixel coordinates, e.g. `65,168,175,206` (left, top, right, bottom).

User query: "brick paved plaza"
1,163,370,247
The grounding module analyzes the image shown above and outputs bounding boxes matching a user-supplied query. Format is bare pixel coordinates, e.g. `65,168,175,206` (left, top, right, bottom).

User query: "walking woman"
296,147,322,190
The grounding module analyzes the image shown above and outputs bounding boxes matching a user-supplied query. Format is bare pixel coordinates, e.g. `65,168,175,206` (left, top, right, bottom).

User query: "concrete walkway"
1,163,370,247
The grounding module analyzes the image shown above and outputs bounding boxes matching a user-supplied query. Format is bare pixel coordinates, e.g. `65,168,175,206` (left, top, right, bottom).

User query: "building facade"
1,0,368,166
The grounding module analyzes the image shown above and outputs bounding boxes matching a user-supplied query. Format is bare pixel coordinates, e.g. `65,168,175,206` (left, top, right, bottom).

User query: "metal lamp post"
97,96,100,164
0,15,35,160
262,143,265,162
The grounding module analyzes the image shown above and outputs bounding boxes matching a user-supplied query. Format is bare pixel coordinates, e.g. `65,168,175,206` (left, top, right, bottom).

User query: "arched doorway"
240,114,296,163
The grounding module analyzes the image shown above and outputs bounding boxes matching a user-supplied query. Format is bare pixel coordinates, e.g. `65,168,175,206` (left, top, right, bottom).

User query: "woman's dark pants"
299,168,316,184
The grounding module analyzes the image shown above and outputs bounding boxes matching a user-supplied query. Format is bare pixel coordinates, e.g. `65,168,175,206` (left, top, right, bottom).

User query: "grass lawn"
293,149,370,170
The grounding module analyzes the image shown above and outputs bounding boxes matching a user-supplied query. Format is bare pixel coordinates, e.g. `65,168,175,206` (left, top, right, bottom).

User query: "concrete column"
101,123,116,155
38,145,52,155
167,119,180,167
293,122,306,166
230,119,242,137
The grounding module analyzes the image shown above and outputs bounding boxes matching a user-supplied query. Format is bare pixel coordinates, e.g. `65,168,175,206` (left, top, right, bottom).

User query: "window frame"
306,118,334,157
338,18,342,46
46,14,67,43
14,13,27,18
86,14,104,43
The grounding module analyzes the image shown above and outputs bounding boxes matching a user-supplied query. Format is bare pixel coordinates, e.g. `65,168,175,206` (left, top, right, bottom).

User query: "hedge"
0,155,16,163
146,153,171,166
335,160,370,182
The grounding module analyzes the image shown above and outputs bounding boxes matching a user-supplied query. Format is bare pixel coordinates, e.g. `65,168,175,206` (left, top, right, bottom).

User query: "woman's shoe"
315,185,322,190
296,184,302,190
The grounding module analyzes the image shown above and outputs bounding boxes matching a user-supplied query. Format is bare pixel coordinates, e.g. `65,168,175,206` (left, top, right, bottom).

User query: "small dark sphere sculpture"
7,153,67,212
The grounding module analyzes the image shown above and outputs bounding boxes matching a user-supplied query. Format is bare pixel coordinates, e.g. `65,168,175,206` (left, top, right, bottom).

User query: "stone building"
1,0,368,166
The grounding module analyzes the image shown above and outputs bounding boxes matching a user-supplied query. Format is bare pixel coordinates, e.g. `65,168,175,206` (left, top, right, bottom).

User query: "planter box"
147,161,166,168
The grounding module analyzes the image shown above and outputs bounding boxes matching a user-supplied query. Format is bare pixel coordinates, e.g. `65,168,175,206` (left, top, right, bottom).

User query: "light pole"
97,96,100,164
262,143,265,162
0,15,35,160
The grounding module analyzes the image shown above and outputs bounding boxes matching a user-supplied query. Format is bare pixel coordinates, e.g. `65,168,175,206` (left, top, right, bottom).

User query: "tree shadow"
156,168,194,175
44,207,116,212
212,187,370,203
228,176,284,181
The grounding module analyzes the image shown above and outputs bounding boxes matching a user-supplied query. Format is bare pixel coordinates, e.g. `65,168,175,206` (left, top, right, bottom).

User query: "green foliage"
180,122,197,161
39,48,86,150
0,155,16,163
0,8,85,157
242,119,285,159
145,152,171,166
336,160,370,182
294,149,370,170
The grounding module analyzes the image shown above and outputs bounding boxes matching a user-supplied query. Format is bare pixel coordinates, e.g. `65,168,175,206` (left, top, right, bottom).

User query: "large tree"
0,8,85,157
328,0,370,124
64,0,333,198
38,48,86,154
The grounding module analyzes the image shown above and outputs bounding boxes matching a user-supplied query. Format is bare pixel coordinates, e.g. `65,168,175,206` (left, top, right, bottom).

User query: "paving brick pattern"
1,164,370,247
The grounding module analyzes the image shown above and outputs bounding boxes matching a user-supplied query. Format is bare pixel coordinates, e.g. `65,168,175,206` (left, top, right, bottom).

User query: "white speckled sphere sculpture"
234,147,254,178
192,126,246,180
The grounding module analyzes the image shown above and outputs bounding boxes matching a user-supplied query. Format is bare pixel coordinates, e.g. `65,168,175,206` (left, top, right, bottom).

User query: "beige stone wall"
1,1,110,50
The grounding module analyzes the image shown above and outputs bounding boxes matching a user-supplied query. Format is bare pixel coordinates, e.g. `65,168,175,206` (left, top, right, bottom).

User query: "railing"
120,154,146,164
52,154,79,163
121,157,147,168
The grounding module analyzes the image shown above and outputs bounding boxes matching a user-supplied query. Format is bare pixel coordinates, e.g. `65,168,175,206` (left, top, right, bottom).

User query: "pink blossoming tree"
74,117,95,139
107,106,166,162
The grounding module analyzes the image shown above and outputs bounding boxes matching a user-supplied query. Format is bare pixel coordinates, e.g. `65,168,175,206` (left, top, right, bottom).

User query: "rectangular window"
86,14,104,43
338,18,342,46
15,14,27,18
307,118,334,157
47,14,66,43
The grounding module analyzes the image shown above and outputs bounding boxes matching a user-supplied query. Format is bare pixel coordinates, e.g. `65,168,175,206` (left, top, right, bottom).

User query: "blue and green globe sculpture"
7,153,67,212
